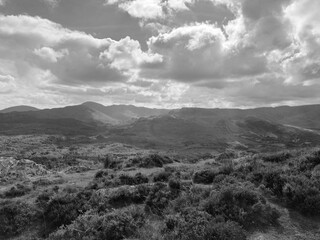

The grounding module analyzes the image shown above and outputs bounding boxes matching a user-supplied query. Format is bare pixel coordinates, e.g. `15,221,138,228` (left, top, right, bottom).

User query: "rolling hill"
0,105,39,113
0,103,320,151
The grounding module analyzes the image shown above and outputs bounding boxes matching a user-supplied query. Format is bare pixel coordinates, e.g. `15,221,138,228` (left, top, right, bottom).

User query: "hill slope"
0,105,39,113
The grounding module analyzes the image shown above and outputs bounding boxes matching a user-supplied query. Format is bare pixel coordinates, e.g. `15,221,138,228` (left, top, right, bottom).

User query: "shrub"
128,154,173,169
203,186,280,229
36,189,57,210
43,189,93,233
171,186,212,213
168,178,181,192
261,152,292,163
108,184,151,208
0,201,38,237
153,171,172,182
116,173,149,186
193,169,216,184
282,175,320,215
4,183,32,198
162,209,246,240
296,150,320,172
145,182,174,215
104,155,120,169
48,206,145,240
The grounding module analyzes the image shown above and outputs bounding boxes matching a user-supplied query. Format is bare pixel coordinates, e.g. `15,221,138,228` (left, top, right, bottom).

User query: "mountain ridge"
0,102,320,151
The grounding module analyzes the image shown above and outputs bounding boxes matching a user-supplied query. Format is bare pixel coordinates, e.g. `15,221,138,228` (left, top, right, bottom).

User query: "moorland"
1,103,320,240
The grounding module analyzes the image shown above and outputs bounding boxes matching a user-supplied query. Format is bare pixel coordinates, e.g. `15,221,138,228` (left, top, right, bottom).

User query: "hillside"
0,106,39,113
0,103,320,151
109,115,320,151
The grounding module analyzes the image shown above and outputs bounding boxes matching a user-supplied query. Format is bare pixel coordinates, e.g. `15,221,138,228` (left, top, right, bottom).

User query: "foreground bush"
145,182,174,215
0,201,38,237
203,186,280,229
43,189,93,233
163,209,246,240
49,206,145,240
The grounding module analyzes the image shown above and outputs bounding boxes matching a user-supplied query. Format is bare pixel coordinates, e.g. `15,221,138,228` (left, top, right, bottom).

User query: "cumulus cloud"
1,0,320,108
0,14,162,86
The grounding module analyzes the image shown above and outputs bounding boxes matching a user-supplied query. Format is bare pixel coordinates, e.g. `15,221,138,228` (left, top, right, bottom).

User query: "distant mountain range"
1,102,320,151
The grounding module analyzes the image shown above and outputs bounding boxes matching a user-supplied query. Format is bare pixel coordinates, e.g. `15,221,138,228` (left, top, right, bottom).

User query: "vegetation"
2,139,320,240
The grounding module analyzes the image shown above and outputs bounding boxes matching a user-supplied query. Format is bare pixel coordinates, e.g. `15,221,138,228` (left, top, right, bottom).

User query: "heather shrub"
116,173,149,186
0,201,38,237
261,152,292,163
104,155,120,169
193,169,217,184
171,186,212,213
43,189,93,233
49,206,145,240
203,186,280,229
128,154,173,168
153,171,172,182
4,183,32,198
145,182,174,215
163,209,246,240
108,184,151,207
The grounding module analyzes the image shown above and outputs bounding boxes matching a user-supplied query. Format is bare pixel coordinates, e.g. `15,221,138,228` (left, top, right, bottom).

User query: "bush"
116,173,149,186
4,183,32,198
145,182,174,215
128,154,173,169
282,175,320,215
153,171,172,182
296,150,320,172
162,209,246,240
168,178,181,192
203,186,280,229
262,152,292,163
108,184,151,208
104,155,120,169
193,169,216,184
48,206,145,240
171,186,212,213
0,201,38,237
43,189,93,233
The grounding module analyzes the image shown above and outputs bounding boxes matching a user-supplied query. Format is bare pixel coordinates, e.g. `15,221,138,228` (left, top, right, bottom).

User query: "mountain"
169,105,320,130
0,105,39,113
0,103,320,151
108,114,320,151
81,102,170,124
0,102,170,135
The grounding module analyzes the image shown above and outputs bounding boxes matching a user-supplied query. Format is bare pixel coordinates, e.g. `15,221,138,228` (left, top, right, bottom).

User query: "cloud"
0,74,15,94
34,47,68,63
0,14,162,86
106,0,164,20
144,22,267,86
99,36,163,71
1,0,320,109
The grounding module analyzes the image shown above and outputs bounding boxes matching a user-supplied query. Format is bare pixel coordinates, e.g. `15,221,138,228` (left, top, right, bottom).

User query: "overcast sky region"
0,0,320,109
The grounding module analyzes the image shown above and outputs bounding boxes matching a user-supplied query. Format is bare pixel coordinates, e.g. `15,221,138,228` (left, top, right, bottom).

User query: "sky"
0,0,320,109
